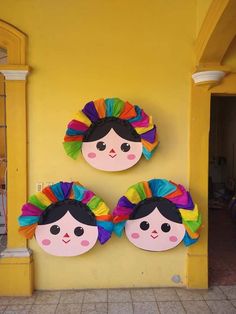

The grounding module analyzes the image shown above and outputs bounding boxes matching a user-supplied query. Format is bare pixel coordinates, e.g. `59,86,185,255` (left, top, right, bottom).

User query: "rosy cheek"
131,232,140,239
81,240,90,247
42,239,51,246
127,154,136,160
169,236,178,242
87,152,96,159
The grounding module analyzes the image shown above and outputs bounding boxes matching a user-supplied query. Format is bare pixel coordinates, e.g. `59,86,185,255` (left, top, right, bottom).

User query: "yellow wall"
1,0,197,289
222,36,236,71
196,0,212,36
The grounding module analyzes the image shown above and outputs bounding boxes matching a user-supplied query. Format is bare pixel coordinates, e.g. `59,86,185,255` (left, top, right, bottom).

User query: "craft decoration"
18,182,113,257
113,179,202,251
63,98,158,171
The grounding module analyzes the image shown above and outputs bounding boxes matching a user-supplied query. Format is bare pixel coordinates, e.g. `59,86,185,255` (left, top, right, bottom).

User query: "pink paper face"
125,208,185,251
35,211,98,256
82,129,143,171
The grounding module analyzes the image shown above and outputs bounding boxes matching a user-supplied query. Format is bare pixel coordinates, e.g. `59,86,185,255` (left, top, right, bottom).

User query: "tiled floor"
0,286,236,313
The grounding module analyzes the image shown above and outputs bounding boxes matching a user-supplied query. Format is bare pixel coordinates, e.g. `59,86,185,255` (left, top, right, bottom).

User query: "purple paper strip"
131,110,149,128
68,120,88,131
98,226,111,244
117,196,135,209
113,206,134,217
168,185,194,209
60,182,73,199
176,192,194,210
140,126,157,143
81,190,95,204
82,101,99,123
21,203,43,216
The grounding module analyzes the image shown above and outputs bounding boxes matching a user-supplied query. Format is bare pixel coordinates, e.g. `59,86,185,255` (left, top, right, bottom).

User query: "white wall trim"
0,248,32,258
192,70,226,85
0,70,28,80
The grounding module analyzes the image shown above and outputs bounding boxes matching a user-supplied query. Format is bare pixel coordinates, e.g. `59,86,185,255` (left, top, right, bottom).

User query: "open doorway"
209,95,236,285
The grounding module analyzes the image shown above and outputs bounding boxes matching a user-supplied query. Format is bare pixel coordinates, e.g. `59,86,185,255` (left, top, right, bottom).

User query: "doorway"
209,95,236,285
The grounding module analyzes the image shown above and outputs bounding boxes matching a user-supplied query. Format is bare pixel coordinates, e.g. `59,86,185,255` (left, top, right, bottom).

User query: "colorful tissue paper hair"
18,182,113,245
113,179,202,247
63,98,158,161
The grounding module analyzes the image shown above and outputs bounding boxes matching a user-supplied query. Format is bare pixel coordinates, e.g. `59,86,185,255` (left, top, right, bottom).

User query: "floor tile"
30,304,57,314
34,291,61,304
4,304,32,314
219,285,236,299
0,305,6,314
131,289,155,302
182,300,211,314
108,302,133,314
175,288,204,300
0,297,11,305
108,289,131,302
82,302,107,314
157,301,185,314
202,286,226,300
207,300,236,313
232,300,236,308
133,302,159,314
83,290,107,303
153,288,179,301
6,304,32,311
56,303,82,314
59,290,84,303
8,296,36,305
4,310,30,314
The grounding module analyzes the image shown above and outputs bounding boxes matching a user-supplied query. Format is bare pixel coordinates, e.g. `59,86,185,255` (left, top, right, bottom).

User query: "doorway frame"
0,19,33,296
188,0,236,288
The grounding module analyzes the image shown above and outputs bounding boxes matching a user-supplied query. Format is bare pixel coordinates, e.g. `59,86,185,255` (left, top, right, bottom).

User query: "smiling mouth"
109,154,117,158
151,234,158,239
62,239,71,244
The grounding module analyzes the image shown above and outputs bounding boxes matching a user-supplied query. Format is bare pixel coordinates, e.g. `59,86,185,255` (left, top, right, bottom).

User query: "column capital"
0,248,32,258
192,70,226,85
0,70,28,80
0,65,30,81
191,65,230,88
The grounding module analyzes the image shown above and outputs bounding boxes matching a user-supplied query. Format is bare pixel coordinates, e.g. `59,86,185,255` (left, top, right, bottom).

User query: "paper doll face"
35,211,98,256
125,208,185,251
82,128,143,171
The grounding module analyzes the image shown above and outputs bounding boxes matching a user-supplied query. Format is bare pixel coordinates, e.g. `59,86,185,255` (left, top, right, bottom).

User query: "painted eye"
96,141,106,151
50,225,60,235
161,223,171,232
140,221,150,230
120,143,131,152
74,226,84,237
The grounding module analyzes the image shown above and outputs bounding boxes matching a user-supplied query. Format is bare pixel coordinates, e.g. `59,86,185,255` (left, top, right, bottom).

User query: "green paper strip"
113,98,125,117
87,196,102,211
184,212,202,233
63,141,82,160
132,182,147,201
29,195,47,210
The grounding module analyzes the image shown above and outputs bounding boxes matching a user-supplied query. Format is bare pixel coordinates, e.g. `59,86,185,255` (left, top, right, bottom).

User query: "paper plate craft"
18,182,113,257
63,98,158,171
113,179,202,251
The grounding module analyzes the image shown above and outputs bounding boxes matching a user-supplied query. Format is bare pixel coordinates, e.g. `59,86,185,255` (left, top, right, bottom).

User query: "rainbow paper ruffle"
18,182,113,244
113,179,202,246
63,98,158,160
